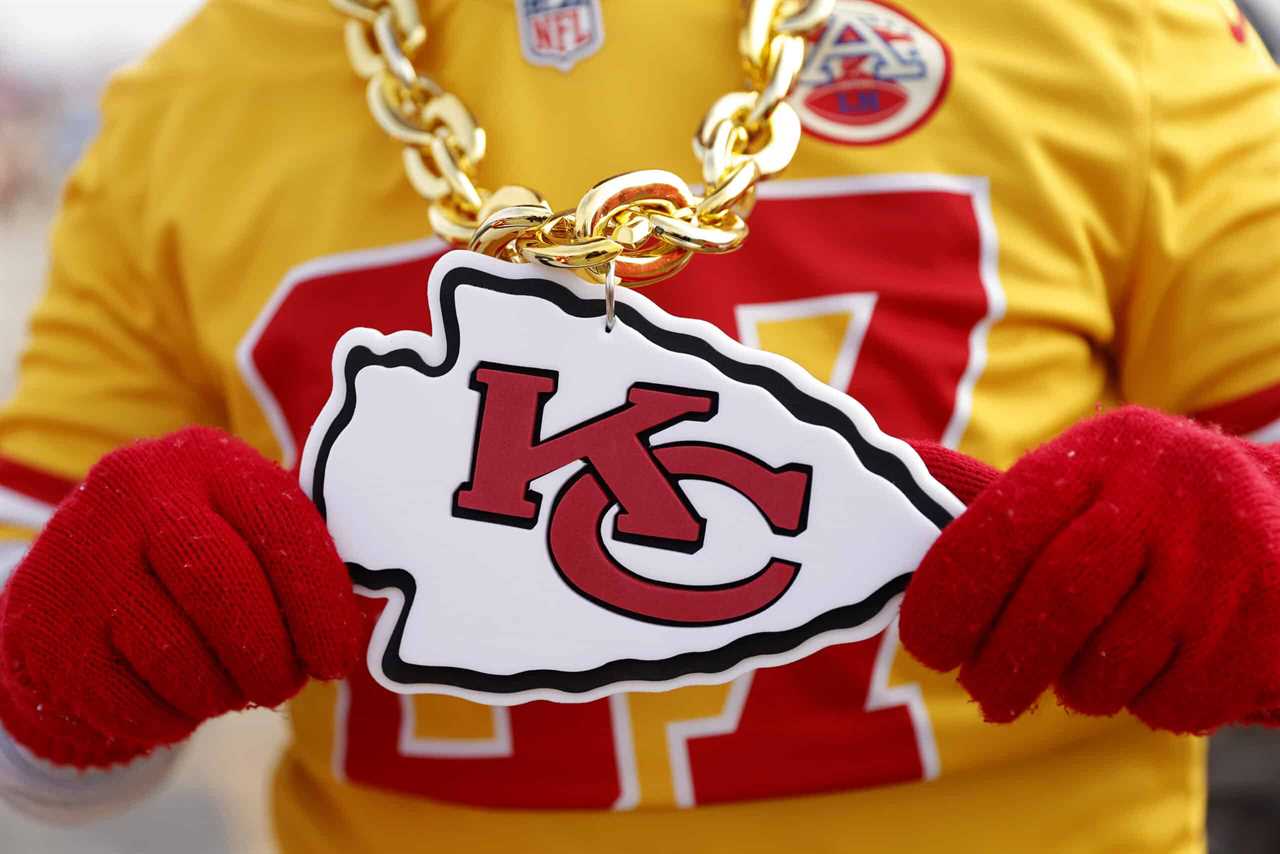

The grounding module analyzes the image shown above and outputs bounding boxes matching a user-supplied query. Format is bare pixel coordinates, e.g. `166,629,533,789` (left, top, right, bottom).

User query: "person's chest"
154,2,1203,840
174,0,1145,468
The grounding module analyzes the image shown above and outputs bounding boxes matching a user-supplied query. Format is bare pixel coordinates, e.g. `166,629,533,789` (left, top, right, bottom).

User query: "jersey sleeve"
0,60,220,814
0,66,226,548
1118,0,1280,438
0,724,178,825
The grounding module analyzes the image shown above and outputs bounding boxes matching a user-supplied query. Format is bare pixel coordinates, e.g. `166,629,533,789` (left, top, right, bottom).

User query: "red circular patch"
789,0,950,146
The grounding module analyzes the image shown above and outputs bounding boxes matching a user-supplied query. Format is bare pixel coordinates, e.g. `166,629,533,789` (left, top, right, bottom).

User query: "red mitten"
901,406,1280,734
0,427,363,768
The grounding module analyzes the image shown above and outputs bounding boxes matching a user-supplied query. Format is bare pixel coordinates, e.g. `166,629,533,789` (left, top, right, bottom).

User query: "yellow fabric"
1120,0,1280,412
0,525,35,544
0,67,226,477
277,685,1203,854
2,0,1280,851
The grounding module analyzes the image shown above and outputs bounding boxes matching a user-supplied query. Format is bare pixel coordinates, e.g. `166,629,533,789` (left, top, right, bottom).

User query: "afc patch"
516,0,605,72
790,0,951,146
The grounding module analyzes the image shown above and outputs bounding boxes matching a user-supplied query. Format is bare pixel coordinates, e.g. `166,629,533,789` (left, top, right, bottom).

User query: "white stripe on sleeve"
0,486,55,531
0,719,179,825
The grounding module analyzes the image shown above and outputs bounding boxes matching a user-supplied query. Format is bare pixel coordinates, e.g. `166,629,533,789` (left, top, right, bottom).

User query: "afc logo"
790,0,951,145
516,0,606,72
453,363,813,626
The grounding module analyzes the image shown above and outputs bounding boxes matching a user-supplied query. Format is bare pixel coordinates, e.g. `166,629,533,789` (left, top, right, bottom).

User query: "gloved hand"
901,406,1280,734
0,427,363,768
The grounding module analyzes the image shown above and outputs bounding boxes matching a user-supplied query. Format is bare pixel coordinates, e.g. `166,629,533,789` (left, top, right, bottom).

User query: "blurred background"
0,3,294,853
2,2,1280,852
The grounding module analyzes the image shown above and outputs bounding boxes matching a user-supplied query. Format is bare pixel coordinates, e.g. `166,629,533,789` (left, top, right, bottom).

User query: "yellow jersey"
4,0,1280,851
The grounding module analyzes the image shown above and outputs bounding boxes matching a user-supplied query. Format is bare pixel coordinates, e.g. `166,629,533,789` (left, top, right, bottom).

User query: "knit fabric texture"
0,427,362,769
901,406,1280,734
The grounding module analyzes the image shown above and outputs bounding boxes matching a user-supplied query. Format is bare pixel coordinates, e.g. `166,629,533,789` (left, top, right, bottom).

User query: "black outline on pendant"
310,263,954,696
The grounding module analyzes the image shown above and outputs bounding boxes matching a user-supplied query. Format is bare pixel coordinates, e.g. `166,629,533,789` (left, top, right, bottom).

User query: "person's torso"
139,0,1206,850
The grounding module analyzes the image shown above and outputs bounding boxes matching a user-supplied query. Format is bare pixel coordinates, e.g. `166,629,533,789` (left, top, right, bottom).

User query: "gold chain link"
333,0,833,285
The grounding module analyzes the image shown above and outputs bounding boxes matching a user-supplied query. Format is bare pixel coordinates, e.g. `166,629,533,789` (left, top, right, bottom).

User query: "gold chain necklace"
331,0,833,285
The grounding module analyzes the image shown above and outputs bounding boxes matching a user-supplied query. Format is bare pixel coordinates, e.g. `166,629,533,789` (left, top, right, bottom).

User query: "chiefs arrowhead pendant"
301,251,961,705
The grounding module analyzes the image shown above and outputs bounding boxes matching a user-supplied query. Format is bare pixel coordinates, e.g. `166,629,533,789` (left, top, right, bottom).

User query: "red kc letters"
452,362,813,625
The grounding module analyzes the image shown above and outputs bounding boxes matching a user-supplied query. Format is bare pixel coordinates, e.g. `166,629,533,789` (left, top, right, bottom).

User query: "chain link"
333,0,833,286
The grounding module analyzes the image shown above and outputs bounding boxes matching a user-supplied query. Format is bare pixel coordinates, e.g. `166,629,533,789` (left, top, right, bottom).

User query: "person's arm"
1118,0,1280,429
900,0,1280,732
0,54,235,820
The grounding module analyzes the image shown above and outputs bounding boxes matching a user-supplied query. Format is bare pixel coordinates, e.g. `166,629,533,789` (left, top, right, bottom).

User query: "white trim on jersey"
865,616,940,781
236,237,450,470
397,696,513,759
664,672,755,809
735,293,879,396
608,694,640,810
330,679,352,784
1249,417,1280,445
755,173,1007,450
0,540,28,586
0,485,54,531
942,177,1006,448
657,615,938,809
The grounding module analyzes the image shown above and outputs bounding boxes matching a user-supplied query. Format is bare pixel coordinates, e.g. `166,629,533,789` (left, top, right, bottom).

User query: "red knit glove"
901,406,1280,734
0,427,363,768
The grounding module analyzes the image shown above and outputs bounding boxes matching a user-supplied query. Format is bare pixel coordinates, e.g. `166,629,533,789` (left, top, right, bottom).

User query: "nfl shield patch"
516,0,606,72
